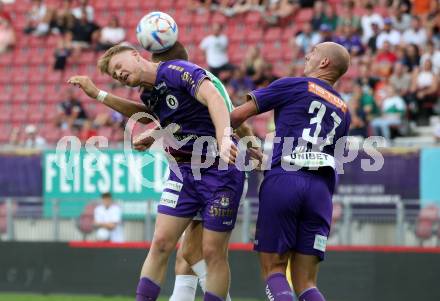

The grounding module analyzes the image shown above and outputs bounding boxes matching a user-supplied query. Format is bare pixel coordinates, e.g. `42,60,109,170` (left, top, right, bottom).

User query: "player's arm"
230,99,258,129
196,79,237,163
67,76,153,124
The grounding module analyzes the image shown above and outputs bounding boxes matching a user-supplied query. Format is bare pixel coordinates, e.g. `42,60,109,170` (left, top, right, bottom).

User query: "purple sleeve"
248,78,302,113
166,62,209,99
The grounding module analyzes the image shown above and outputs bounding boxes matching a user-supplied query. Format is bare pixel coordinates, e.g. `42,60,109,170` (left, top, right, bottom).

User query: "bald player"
230,42,351,301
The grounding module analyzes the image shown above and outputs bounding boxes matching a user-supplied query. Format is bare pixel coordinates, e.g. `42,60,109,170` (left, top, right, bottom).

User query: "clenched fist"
67,76,100,99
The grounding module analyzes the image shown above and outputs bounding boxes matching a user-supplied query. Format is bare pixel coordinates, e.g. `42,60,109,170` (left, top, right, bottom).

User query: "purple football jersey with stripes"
248,77,351,167
140,59,215,157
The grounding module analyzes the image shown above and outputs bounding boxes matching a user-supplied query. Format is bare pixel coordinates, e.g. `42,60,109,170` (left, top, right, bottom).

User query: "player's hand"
132,129,155,152
247,147,266,171
67,76,100,99
219,137,237,164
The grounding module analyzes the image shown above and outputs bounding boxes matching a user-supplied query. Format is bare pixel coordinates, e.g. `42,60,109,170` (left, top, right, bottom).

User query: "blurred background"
0,0,440,300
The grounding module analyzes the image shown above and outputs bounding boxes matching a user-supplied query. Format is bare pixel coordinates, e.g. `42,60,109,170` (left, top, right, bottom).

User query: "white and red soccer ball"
136,11,179,53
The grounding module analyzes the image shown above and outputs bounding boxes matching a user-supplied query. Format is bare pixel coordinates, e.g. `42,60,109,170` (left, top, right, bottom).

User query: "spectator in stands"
53,36,72,70
228,66,255,106
0,11,15,54
56,89,89,130
356,64,380,122
361,2,383,44
420,40,440,75
376,18,401,49
317,23,333,43
253,63,278,88
24,0,52,36
410,59,439,123
264,0,299,25
71,0,94,22
200,23,233,78
390,62,412,99
70,10,99,47
311,1,325,31
79,120,97,143
9,125,47,149
292,22,320,55
94,192,124,243
374,41,397,77
333,23,363,56
371,85,407,140
50,9,75,35
347,83,368,138
402,16,428,46
93,111,125,133
366,22,380,54
96,16,126,51
337,0,360,29
402,43,420,71
391,2,412,32
242,46,264,77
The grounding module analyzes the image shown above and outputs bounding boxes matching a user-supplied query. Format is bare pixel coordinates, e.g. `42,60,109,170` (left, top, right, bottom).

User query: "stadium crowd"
1,0,440,147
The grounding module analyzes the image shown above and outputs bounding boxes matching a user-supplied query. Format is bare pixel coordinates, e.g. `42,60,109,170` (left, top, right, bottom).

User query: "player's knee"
181,240,201,265
202,243,227,265
151,233,175,255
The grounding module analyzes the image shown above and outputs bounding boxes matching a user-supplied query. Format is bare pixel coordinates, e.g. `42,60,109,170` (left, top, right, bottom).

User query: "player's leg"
198,167,245,301
137,165,200,301
290,172,334,301
259,251,293,301
254,170,308,301
170,239,198,301
290,253,324,301
137,214,191,301
202,228,231,300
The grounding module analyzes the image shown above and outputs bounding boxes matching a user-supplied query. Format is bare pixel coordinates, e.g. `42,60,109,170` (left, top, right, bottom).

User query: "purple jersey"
140,60,215,157
248,77,351,168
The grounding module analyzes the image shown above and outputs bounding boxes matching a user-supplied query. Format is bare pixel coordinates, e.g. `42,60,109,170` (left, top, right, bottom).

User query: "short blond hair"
97,44,137,75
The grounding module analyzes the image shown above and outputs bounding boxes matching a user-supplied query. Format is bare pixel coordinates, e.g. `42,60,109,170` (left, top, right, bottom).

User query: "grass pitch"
0,293,261,301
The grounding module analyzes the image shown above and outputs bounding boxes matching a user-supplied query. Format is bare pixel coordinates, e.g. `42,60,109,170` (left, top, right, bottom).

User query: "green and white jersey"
206,70,234,113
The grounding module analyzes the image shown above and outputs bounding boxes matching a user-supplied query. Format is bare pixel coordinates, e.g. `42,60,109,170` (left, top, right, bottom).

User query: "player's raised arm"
230,99,258,129
67,76,153,124
195,79,237,163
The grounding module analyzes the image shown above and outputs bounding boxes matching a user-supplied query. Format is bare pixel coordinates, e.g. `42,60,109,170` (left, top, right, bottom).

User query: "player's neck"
308,71,335,87
139,61,159,87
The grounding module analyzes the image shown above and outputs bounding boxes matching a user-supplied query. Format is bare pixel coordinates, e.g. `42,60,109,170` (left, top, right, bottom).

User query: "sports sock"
204,291,224,301
298,287,325,301
169,275,198,301
191,260,207,292
136,277,161,301
191,260,232,301
265,273,295,301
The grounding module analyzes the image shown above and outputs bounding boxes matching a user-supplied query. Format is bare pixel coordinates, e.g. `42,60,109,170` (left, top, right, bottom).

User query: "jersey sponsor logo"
313,234,328,252
168,64,184,72
164,180,183,192
159,191,179,208
265,285,275,301
308,82,347,113
166,95,178,109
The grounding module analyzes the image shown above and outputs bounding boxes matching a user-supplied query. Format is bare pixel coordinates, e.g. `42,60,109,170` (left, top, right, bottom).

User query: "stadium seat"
245,12,262,25
0,52,13,67
295,8,313,23
245,28,264,44
264,28,282,43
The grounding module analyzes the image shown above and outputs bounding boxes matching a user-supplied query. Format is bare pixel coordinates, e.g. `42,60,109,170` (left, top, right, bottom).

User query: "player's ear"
320,57,330,68
132,50,140,60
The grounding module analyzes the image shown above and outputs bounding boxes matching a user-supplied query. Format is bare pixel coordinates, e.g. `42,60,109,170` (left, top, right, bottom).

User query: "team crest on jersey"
166,95,178,109
220,196,230,207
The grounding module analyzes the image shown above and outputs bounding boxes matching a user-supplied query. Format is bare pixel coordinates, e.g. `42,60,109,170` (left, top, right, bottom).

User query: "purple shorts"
158,163,245,232
254,166,336,261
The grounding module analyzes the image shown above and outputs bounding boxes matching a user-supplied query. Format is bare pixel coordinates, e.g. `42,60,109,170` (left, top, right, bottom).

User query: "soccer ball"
136,12,178,53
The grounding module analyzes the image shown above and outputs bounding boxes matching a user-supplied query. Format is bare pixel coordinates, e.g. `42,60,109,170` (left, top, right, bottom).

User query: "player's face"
304,46,323,76
108,51,143,87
